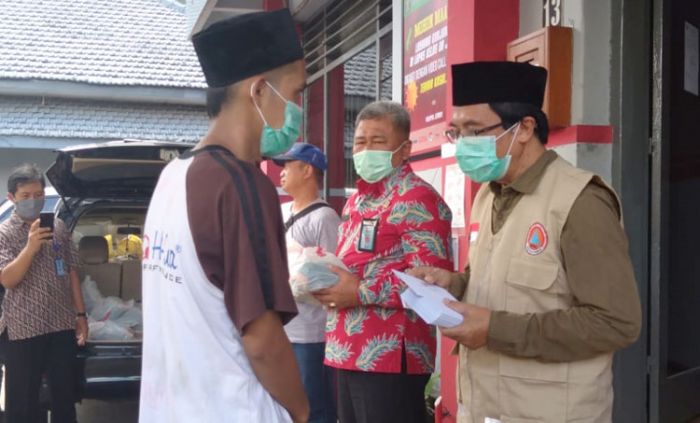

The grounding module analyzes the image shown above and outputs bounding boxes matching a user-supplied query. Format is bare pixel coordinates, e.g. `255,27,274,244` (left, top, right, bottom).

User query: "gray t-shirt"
282,199,341,343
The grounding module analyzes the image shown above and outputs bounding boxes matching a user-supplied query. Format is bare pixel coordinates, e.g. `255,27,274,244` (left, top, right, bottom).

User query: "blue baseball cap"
272,143,328,171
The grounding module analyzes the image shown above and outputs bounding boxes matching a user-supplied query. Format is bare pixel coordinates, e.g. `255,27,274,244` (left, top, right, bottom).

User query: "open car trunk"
74,208,147,399
48,141,193,342
47,140,192,200
46,140,193,400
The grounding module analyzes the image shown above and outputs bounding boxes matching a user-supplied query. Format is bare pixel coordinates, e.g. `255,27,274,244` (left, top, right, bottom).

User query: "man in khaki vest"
410,61,642,423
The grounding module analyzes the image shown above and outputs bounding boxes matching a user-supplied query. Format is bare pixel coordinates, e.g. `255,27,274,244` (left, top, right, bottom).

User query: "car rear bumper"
78,341,141,400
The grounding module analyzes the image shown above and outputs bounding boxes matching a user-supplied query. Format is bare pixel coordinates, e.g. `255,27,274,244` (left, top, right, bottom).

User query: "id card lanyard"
53,240,66,278
358,218,379,252
355,190,390,253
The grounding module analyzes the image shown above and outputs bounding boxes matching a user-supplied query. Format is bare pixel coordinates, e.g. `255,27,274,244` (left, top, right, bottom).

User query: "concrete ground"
76,399,138,423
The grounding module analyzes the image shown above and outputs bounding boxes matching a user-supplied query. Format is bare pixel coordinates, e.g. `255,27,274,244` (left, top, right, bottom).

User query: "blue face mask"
455,123,520,183
252,81,302,158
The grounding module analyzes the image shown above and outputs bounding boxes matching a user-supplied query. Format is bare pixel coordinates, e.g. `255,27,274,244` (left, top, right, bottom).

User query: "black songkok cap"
192,9,304,88
451,61,548,108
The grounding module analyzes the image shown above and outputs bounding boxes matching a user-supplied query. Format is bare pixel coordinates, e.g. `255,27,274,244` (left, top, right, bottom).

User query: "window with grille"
301,0,393,192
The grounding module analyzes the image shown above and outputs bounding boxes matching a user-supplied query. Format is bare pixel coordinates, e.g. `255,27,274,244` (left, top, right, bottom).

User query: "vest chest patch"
525,222,548,255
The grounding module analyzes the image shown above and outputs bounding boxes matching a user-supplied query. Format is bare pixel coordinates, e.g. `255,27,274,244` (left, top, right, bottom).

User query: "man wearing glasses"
410,61,641,423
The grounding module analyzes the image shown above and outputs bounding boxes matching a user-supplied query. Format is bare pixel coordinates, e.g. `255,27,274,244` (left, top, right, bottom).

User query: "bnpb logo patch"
525,223,548,255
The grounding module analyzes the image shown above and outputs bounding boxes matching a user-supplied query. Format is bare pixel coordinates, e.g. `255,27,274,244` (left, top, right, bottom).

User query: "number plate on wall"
543,0,562,27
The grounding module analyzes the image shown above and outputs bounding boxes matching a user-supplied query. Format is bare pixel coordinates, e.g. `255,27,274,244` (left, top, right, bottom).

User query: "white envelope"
394,269,464,328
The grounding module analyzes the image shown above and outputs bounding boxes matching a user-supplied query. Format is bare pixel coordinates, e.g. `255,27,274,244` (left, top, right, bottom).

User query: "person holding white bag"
275,142,342,423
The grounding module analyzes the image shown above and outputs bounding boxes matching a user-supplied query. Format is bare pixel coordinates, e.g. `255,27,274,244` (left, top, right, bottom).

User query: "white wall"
553,143,613,184
520,0,613,126
0,149,57,196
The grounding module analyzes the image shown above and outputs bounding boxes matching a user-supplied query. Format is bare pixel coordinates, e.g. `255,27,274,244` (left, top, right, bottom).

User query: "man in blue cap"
274,143,341,423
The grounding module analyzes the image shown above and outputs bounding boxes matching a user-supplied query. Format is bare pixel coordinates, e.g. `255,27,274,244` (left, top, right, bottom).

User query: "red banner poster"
403,0,448,134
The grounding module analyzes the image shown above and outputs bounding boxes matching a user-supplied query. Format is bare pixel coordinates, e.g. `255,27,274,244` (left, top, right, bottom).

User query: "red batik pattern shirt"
325,164,453,374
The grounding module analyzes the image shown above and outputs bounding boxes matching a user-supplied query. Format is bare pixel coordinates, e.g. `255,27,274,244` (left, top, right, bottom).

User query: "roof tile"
0,95,208,142
0,0,206,88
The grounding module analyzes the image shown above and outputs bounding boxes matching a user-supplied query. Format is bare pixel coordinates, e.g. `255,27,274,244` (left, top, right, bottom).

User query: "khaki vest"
458,157,619,423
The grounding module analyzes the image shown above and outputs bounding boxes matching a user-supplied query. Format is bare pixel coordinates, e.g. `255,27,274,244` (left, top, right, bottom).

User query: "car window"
73,210,145,262
0,200,13,223
43,196,59,213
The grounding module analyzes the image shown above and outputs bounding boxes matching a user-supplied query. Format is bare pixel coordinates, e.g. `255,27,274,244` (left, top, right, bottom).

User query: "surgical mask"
455,123,520,183
14,198,44,221
353,141,408,183
252,81,302,157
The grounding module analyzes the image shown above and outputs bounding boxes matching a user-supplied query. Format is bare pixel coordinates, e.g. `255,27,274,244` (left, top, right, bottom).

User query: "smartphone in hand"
39,212,55,233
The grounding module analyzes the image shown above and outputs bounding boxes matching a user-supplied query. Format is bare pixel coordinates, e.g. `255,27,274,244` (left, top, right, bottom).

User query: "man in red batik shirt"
314,101,453,423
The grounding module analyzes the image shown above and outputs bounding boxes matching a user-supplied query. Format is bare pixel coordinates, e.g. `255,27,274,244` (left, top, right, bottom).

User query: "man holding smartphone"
0,163,88,423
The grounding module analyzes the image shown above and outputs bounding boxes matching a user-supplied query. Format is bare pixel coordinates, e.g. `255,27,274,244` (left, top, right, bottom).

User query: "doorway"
650,0,700,421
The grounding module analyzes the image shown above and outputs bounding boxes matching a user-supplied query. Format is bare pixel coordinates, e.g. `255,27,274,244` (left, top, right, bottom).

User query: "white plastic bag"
88,320,134,341
82,276,143,340
90,297,133,321
113,305,143,329
81,276,103,312
289,246,348,304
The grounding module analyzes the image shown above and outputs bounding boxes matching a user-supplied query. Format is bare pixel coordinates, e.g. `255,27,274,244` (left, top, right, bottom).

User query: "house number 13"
543,0,562,27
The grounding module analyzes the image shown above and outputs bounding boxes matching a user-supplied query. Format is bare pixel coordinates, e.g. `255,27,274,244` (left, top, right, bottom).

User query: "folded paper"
395,270,464,328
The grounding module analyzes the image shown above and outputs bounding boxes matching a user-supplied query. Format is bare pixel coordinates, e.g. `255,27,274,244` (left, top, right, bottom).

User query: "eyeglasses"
444,122,503,143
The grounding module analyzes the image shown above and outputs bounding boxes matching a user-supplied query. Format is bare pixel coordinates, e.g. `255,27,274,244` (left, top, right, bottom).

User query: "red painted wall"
263,0,285,10
326,66,347,213
306,79,325,151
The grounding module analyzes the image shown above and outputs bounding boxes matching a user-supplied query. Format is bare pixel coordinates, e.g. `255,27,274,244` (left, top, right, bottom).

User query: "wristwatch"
76,312,88,319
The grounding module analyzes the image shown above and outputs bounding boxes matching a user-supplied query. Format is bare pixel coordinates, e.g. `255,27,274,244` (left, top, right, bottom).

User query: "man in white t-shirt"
139,10,309,423
275,143,341,423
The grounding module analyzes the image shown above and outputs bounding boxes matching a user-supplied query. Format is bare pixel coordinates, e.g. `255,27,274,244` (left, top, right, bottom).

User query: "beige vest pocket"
498,355,568,421
498,353,569,382
505,258,561,313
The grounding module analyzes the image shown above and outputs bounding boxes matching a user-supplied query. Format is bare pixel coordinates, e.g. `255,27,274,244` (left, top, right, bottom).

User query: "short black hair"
313,167,324,188
206,86,230,119
488,102,549,144
8,163,45,195
206,63,298,119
